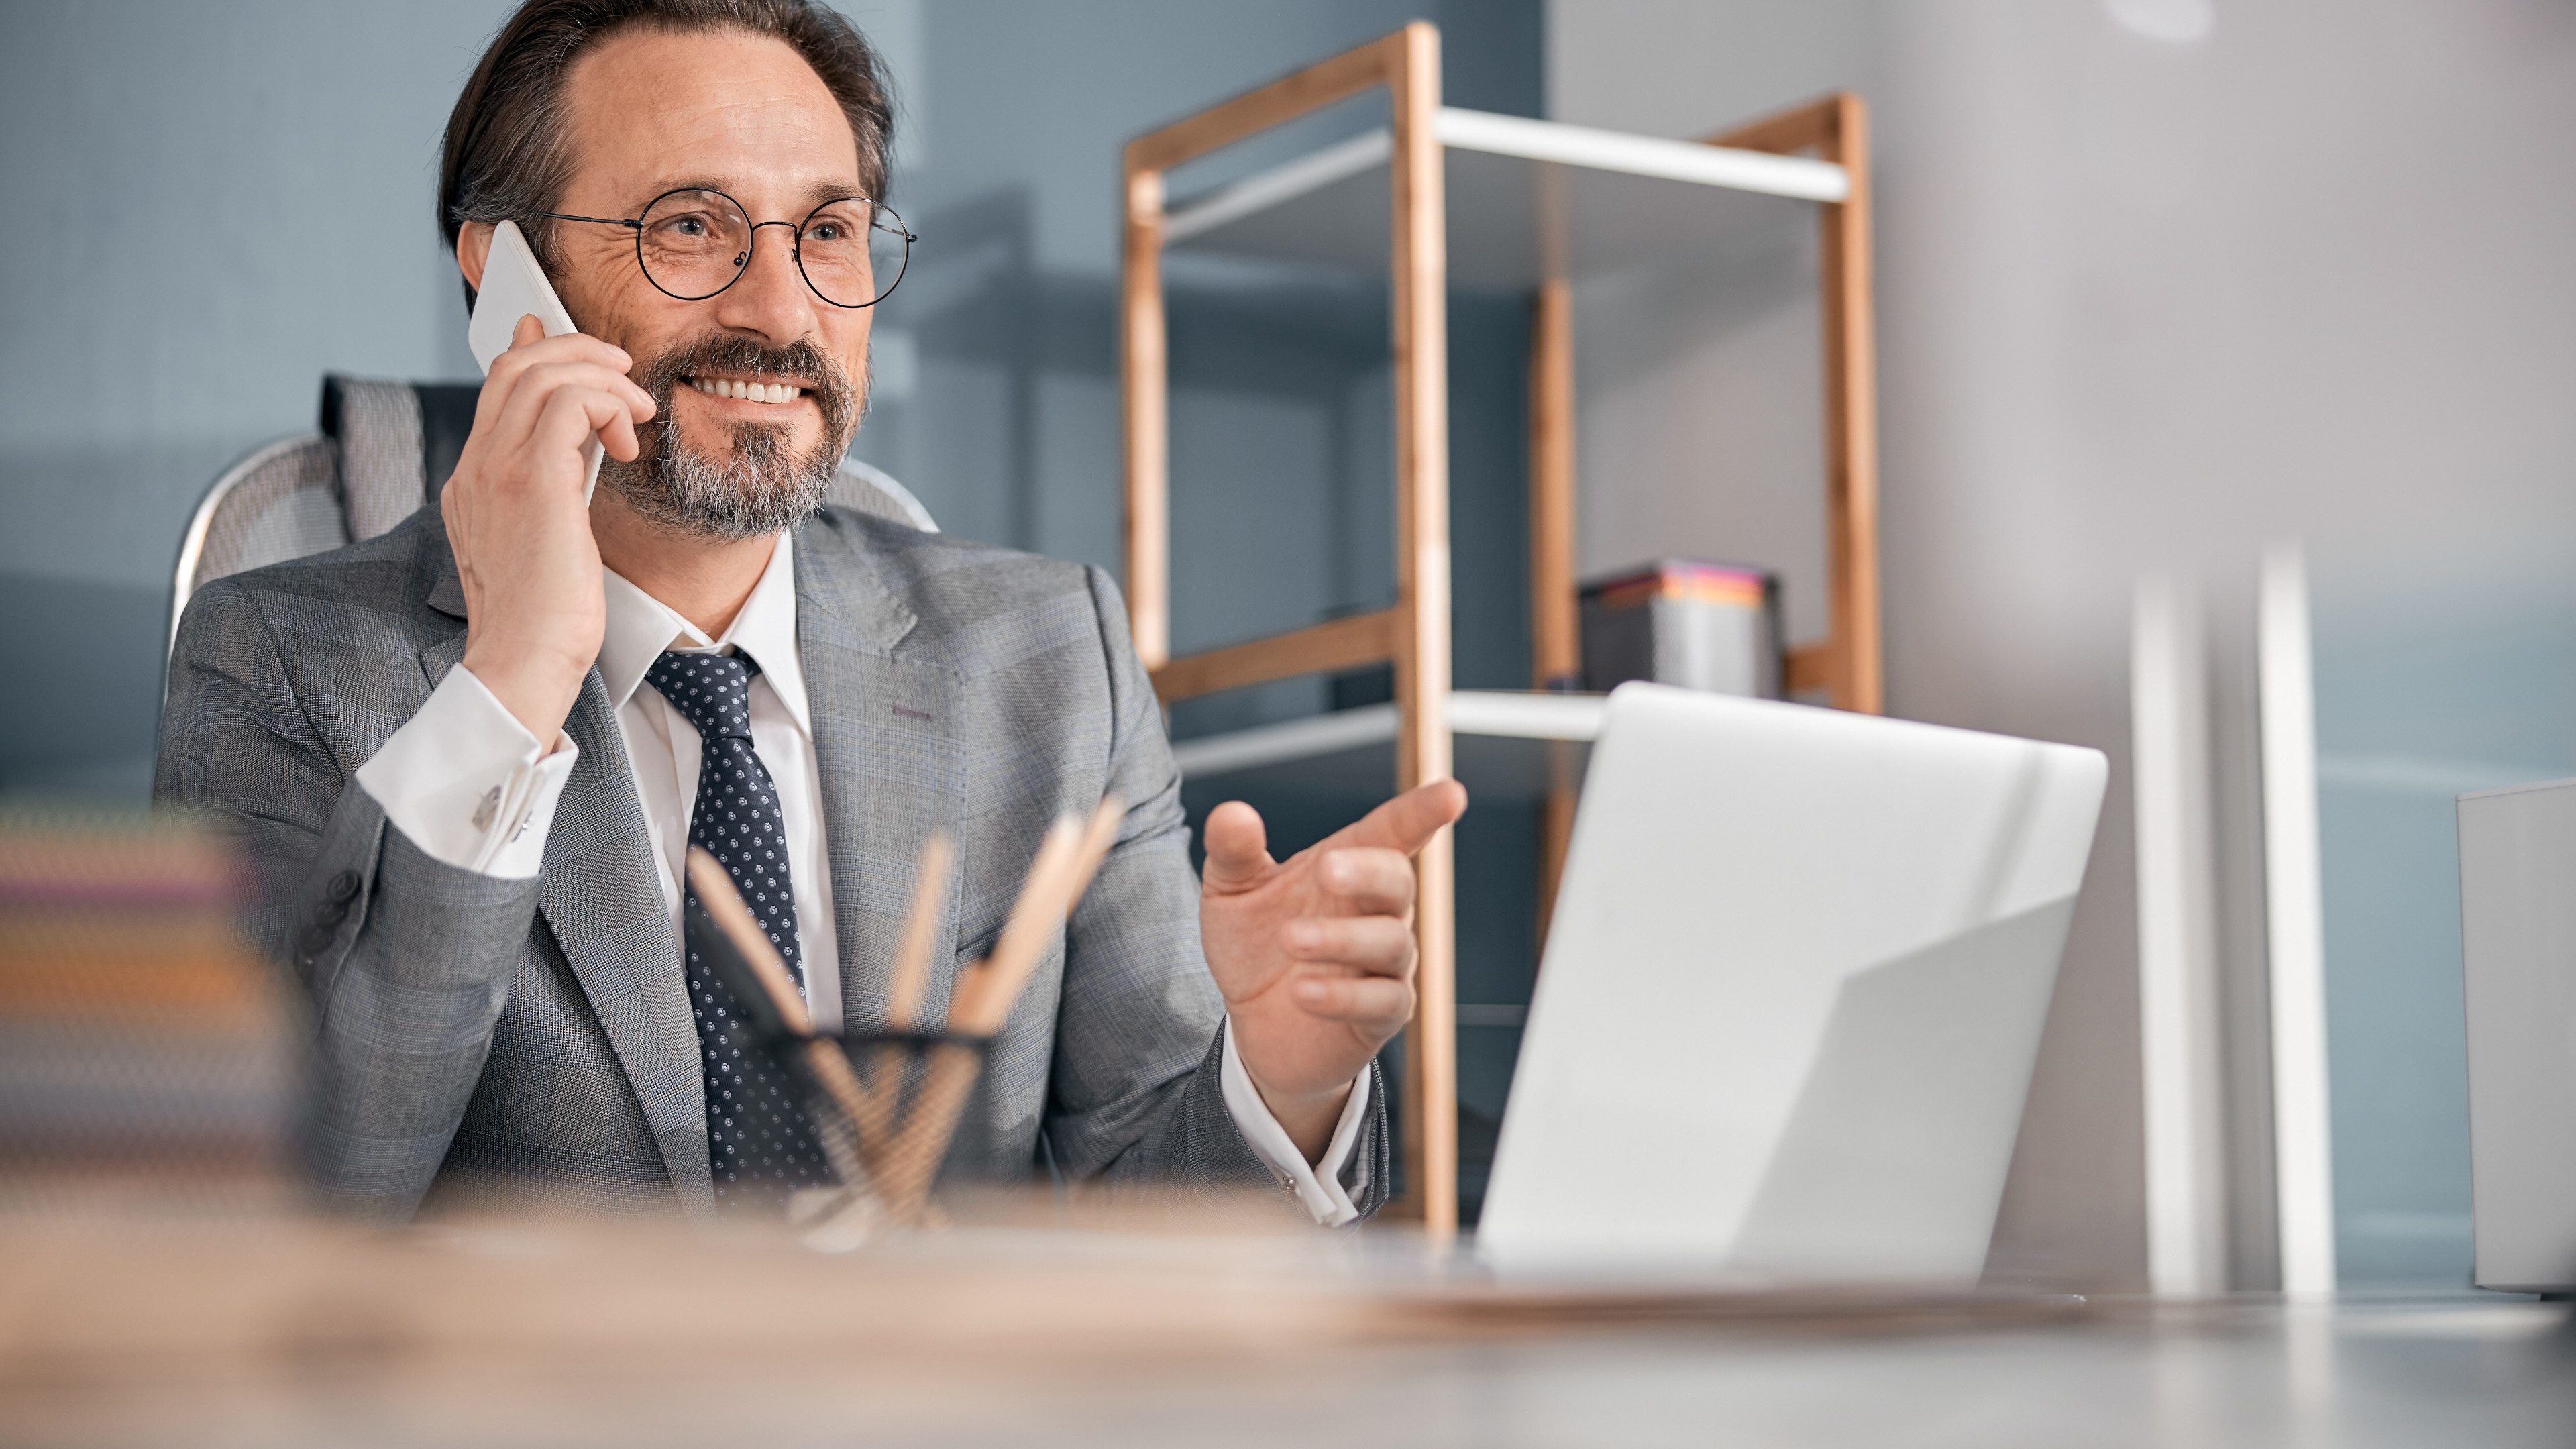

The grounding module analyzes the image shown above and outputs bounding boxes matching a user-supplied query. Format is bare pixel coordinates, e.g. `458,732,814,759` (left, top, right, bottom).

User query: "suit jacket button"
326,870,361,903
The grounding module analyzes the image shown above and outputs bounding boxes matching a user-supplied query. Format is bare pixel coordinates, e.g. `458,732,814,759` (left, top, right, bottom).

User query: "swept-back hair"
439,0,891,272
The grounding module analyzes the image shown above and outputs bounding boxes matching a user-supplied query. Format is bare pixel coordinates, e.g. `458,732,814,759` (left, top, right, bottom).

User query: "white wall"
1547,0,2576,1287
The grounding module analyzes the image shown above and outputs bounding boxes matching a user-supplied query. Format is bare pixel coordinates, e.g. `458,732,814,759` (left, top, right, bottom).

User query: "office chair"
171,374,937,653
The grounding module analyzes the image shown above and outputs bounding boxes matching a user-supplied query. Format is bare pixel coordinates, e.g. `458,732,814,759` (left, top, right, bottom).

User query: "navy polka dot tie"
645,649,828,1208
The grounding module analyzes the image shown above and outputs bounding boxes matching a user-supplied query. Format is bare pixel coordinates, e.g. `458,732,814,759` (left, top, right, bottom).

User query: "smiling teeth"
688,377,802,403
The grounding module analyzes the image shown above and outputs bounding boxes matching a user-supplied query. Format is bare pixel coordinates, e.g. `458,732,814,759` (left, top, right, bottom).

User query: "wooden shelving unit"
1122,23,1880,1239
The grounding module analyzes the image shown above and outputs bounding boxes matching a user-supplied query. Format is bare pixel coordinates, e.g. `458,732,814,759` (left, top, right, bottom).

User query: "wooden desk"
1,1210,2565,1446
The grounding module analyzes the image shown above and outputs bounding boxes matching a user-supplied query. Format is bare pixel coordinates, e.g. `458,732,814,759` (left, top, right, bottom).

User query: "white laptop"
1479,684,2107,1284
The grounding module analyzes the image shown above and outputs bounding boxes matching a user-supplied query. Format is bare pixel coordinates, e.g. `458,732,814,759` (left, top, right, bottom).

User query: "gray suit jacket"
157,505,1389,1220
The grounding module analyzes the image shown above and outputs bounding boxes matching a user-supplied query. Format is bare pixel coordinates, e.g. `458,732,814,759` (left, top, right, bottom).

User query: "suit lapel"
533,675,711,1211
420,537,712,1214
794,518,966,1033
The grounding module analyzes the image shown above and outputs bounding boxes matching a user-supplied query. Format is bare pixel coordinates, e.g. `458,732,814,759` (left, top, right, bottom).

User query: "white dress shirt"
353,533,1369,1224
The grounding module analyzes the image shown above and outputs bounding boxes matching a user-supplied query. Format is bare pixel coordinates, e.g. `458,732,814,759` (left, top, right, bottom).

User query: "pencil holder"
682,798,1126,1244
831,1027,994,1228
710,1014,987,1236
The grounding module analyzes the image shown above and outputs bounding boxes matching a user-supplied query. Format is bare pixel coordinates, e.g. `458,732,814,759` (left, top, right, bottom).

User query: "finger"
464,315,552,438
1199,800,1273,894
1282,914,1414,977
1313,847,1414,918
493,362,655,453
1291,973,1415,1030
1324,777,1468,857
476,331,637,431
504,358,654,422
530,387,641,473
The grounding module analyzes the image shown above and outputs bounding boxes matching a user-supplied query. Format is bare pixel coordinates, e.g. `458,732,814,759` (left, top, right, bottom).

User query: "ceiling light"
2104,0,2216,44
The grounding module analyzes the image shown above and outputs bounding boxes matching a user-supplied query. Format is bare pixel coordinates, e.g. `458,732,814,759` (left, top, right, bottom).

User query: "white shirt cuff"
354,665,578,879
1218,1018,1372,1227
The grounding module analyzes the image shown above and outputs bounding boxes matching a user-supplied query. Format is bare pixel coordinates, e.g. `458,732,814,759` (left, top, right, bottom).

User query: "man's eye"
807,223,843,242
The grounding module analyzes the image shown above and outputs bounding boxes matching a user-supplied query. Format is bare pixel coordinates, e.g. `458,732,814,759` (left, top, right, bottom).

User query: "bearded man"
156,0,1464,1222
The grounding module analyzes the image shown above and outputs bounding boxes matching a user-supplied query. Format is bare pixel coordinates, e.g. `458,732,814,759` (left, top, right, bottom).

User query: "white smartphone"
468,220,605,503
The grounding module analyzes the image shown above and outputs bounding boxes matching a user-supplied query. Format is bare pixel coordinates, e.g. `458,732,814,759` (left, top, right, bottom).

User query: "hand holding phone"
441,224,655,745
470,221,605,503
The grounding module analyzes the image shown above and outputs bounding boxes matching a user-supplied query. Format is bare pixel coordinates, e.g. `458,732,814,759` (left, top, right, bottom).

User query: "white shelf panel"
1436,111,1846,203
1171,690,1603,802
1171,690,1603,776
1172,702,1402,777
1446,689,1609,741
1165,107,1841,291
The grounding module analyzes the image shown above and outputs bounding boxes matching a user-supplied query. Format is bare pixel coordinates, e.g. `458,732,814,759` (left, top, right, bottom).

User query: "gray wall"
1548,0,2576,1288
1,1,518,798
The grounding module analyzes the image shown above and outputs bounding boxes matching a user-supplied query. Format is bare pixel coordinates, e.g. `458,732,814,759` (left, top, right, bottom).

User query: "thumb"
513,313,545,349
1200,800,1274,894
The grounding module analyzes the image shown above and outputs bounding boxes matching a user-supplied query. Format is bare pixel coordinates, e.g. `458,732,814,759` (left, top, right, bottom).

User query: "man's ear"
457,222,495,294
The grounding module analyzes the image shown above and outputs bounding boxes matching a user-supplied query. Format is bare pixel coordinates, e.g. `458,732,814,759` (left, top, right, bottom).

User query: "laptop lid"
1479,684,2106,1283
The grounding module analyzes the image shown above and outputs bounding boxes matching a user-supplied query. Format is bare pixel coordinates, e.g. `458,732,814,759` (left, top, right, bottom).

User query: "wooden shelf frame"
1123,21,1460,1236
1705,92,1882,717
1123,26,1880,1241
1527,90,1881,931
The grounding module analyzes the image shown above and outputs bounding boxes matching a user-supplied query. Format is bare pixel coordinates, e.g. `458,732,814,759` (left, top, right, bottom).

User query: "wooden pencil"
948,797,1122,1037
851,834,955,1177
885,833,953,1031
880,796,1128,1220
945,816,1082,1036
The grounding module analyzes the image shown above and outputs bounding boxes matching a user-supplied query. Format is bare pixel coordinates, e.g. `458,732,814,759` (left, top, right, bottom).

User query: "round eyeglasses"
541,187,914,309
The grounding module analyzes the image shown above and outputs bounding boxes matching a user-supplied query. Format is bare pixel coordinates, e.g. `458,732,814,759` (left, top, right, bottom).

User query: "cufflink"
472,785,502,832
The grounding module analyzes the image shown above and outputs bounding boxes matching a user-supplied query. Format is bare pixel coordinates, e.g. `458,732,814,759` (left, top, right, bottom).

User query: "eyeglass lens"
635,189,908,307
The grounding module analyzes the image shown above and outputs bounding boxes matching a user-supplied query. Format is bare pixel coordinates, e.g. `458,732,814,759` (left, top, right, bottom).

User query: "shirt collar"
598,531,812,740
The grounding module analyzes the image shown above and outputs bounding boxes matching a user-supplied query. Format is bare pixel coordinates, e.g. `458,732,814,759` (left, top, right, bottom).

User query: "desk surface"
2,1212,2567,1448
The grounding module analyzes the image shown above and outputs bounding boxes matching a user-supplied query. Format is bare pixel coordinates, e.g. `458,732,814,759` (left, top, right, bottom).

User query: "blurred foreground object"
683,798,1121,1244
5,1205,2567,1447
0,1203,2107,1446
0,811,294,1210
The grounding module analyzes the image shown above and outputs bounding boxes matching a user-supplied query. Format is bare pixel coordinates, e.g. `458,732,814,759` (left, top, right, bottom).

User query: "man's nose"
711,221,819,345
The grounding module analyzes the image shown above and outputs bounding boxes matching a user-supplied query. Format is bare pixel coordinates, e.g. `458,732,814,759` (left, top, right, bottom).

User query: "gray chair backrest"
173,374,935,653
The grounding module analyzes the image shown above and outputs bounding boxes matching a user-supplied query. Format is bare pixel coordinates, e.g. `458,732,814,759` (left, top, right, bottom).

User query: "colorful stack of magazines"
0,812,294,1208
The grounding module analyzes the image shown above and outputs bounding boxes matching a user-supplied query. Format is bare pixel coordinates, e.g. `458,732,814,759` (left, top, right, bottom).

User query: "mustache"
631,333,861,439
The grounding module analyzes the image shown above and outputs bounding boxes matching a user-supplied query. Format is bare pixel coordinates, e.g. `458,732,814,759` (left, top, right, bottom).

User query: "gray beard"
604,417,837,541
599,333,865,540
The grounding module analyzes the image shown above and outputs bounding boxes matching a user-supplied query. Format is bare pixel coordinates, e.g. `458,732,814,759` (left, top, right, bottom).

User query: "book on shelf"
1579,559,1784,700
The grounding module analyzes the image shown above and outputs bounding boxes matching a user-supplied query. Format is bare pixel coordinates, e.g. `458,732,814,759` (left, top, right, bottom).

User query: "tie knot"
645,649,762,743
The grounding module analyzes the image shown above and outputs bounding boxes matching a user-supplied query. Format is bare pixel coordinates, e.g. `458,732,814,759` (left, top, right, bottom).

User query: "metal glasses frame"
541,186,915,308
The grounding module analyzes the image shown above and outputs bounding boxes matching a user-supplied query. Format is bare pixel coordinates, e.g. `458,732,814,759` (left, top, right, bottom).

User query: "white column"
2131,572,2230,1297
2259,543,2337,1300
